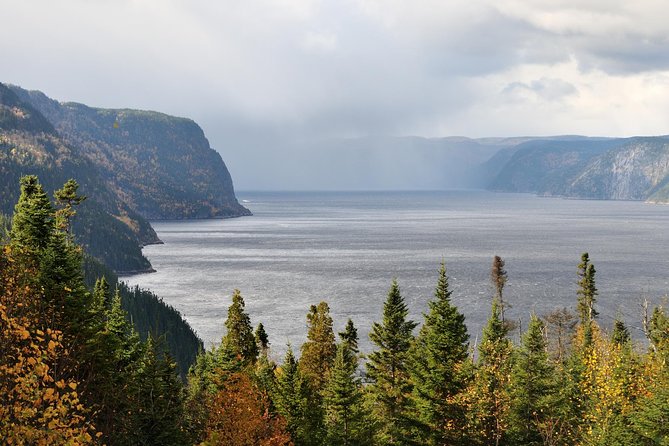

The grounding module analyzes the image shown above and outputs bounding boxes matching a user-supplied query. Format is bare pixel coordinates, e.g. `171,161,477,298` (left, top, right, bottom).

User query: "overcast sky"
2,0,669,187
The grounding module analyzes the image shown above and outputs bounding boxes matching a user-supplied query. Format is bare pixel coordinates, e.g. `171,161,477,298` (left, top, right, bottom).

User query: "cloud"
1,0,669,188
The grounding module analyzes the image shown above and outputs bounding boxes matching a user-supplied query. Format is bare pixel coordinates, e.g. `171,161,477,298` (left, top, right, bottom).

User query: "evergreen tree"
9,175,53,254
131,335,188,446
577,252,598,346
611,317,631,347
255,322,270,355
509,314,556,446
222,289,258,366
299,301,337,392
339,319,359,356
273,345,316,445
468,299,513,446
491,255,509,322
366,279,418,445
409,262,470,446
324,343,372,446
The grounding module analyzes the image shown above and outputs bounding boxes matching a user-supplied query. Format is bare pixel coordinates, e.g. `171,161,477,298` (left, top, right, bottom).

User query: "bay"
124,191,669,357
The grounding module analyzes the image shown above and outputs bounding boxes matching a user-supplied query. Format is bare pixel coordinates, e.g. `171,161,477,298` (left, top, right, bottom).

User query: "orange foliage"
202,372,292,446
0,247,96,445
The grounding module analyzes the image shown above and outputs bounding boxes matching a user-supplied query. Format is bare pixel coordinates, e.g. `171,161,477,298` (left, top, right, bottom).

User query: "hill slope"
11,86,250,219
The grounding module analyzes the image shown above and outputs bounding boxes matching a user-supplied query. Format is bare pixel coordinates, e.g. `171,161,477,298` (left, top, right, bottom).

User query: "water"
124,191,669,358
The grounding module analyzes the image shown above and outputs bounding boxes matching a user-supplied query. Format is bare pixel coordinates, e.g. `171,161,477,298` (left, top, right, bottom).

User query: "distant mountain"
487,136,669,203
11,86,250,220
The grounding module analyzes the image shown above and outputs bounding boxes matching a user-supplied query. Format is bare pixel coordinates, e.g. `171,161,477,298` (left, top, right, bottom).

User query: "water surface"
124,191,669,357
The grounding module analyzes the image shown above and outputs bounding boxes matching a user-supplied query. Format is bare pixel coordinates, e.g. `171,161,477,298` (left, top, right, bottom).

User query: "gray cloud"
1,0,668,189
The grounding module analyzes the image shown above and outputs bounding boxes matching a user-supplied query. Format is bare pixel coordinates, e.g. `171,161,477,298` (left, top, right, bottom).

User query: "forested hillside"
0,82,155,273
11,85,250,219
3,176,668,444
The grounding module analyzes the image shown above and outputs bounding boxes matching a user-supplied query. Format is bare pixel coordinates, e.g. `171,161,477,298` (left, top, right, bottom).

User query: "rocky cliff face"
487,136,669,203
11,86,250,220
567,138,669,201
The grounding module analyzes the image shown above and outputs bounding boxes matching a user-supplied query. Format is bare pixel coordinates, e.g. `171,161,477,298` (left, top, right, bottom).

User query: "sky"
2,0,669,188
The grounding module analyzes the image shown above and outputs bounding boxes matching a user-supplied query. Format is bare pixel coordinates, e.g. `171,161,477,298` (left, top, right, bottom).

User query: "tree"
324,343,371,446
366,279,418,445
409,262,470,445
577,253,598,346
273,346,316,445
509,314,556,446
53,178,86,235
256,322,270,355
299,301,337,393
467,299,513,446
0,246,96,444
222,289,258,366
491,255,509,322
9,175,53,254
130,335,188,446
203,372,292,446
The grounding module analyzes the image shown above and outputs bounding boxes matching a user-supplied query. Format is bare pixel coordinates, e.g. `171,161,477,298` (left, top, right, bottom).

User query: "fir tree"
222,289,258,366
366,279,418,445
409,262,470,446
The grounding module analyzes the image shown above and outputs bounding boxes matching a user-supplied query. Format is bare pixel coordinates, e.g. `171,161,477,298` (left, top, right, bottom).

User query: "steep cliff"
11,86,250,219
566,137,669,201
0,83,154,272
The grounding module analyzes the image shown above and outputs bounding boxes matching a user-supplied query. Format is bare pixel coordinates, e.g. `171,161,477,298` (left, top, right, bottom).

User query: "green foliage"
273,346,320,445
300,301,337,393
509,314,556,446
324,343,372,446
222,289,258,366
577,252,599,331
366,279,419,445
409,262,470,445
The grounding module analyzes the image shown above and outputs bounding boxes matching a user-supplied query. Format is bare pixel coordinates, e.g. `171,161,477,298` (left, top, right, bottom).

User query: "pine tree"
509,314,556,446
366,279,418,445
299,301,337,392
611,317,631,347
409,262,470,445
222,289,258,366
324,343,371,446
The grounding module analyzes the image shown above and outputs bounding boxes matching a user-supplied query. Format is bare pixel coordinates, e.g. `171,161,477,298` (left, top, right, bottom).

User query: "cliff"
11,86,250,219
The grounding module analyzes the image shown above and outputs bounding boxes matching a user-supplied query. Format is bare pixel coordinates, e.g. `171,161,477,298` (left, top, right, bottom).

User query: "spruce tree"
509,314,556,446
469,299,513,446
9,175,53,254
324,343,372,446
299,301,337,392
491,255,509,322
273,345,316,445
577,252,598,347
366,279,418,445
222,289,258,366
409,262,470,445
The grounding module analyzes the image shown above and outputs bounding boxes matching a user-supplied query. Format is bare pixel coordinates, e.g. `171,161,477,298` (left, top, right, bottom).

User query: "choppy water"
124,191,669,358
